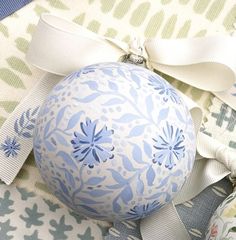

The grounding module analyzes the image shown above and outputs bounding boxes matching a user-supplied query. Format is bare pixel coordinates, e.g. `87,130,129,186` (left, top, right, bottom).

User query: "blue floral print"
71,118,114,168
127,201,161,220
0,137,20,157
153,122,185,169
148,75,181,103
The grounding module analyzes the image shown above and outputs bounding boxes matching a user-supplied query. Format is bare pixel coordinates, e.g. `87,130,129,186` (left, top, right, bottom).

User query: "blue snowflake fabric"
0,137,20,157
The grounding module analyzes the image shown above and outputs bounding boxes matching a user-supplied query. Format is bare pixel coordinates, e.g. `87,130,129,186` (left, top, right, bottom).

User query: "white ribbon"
1,13,236,240
26,14,236,93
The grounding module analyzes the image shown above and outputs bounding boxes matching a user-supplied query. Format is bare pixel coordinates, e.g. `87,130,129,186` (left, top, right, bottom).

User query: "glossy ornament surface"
206,191,236,240
33,62,196,221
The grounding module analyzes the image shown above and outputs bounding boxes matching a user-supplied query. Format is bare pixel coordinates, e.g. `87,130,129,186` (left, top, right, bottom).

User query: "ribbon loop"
145,37,236,92
216,146,236,178
26,14,126,76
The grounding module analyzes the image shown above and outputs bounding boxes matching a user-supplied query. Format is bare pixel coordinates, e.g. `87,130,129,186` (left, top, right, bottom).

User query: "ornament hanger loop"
120,37,147,68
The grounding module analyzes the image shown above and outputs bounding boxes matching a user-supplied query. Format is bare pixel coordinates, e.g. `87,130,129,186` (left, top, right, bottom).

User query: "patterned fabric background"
0,0,236,239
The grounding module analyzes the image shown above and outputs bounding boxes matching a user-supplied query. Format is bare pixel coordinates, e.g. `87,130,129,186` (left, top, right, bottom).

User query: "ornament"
33,62,196,221
206,190,236,240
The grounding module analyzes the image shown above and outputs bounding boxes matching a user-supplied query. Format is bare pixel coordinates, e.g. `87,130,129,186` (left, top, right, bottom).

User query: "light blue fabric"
0,0,32,20
105,178,232,240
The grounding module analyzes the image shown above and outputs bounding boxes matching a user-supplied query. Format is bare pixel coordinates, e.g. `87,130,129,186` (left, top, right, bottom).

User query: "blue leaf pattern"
56,106,68,126
132,144,145,164
115,113,140,123
56,151,77,170
120,155,136,171
74,93,100,103
146,166,155,186
128,124,146,137
84,189,112,197
120,186,133,204
136,175,144,195
14,106,40,138
85,176,106,185
66,111,84,130
157,107,169,123
108,169,127,185
102,98,124,106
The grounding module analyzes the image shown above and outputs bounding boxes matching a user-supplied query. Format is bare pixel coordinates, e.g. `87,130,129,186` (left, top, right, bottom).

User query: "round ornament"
206,191,236,240
33,62,196,221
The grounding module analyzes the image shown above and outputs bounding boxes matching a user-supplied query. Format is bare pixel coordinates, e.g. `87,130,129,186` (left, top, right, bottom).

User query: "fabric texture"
0,0,236,239
0,0,32,20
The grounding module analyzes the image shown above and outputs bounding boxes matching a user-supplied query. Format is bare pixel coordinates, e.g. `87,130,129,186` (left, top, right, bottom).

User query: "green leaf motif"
130,2,150,27
177,20,191,38
73,13,85,25
0,117,6,128
100,0,116,13
34,5,50,16
7,57,32,75
113,0,133,19
104,28,117,37
161,14,178,38
27,24,36,35
0,68,25,89
0,22,9,37
145,11,164,38
223,5,236,30
47,0,69,10
87,20,100,33
15,37,29,53
206,0,226,21
0,101,18,113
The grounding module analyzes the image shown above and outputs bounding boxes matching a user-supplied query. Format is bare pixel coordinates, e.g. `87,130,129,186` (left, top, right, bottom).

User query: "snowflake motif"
127,201,161,220
153,122,185,169
0,137,20,157
71,118,114,168
148,75,181,103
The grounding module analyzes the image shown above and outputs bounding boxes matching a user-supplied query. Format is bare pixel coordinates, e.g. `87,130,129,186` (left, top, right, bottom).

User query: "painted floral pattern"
0,137,20,157
153,122,185,169
148,75,181,103
127,201,161,220
34,62,194,221
71,118,114,168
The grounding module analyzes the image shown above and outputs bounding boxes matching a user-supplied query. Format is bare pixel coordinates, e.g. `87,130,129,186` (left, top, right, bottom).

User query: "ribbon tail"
0,73,60,184
140,202,191,240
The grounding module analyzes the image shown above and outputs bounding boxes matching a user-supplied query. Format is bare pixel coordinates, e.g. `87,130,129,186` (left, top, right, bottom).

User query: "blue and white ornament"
33,62,196,221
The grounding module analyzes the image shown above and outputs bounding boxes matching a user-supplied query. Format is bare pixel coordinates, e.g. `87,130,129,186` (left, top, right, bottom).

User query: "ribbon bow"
1,13,236,240
27,14,236,92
